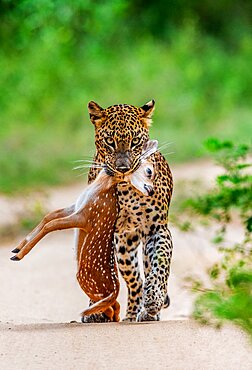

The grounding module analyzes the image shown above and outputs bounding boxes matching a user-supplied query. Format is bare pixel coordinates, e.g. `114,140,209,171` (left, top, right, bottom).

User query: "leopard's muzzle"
115,151,132,174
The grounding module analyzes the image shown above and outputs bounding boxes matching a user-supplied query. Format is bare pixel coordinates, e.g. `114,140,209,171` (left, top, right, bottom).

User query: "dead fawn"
11,140,158,322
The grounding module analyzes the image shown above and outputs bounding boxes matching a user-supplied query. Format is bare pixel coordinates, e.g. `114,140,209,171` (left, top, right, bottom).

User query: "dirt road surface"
1,320,251,370
0,161,251,369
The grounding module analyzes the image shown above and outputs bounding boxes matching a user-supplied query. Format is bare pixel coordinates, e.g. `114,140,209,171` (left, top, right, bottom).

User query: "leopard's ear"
140,99,155,128
88,101,105,125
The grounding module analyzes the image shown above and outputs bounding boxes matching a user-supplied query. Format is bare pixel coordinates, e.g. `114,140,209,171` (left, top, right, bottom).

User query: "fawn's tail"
82,291,118,317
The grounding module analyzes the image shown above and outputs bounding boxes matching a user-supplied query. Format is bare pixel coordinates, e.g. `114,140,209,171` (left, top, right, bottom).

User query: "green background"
1,0,252,193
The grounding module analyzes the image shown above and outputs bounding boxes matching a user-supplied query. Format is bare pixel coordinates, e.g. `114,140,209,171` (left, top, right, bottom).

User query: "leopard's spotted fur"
85,100,173,322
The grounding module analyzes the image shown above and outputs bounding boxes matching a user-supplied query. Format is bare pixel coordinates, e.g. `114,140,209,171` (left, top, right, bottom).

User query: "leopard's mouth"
117,159,141,176
104,165,116,177
104,162,140,177
104,164,129,180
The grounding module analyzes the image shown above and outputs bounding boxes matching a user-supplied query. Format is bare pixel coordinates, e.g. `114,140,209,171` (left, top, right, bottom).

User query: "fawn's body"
75,174,120,321
11,140,157,322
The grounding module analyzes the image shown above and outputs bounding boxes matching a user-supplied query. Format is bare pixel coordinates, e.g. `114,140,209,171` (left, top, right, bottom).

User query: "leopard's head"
88,100,155,176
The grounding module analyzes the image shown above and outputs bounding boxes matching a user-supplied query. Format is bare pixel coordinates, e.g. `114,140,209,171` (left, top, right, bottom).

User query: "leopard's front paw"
81,313,111,323
136,310,160,322
122,316,137,322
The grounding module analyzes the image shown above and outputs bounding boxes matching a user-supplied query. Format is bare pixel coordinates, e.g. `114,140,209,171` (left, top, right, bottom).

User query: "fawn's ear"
88,101,105,125
142,139,158,158
140,99,155,128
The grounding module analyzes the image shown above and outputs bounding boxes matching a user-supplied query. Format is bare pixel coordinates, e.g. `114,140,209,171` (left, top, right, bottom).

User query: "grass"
1,24,252,193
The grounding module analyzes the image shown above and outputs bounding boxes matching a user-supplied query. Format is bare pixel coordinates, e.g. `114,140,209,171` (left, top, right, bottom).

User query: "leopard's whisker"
75,171,89,177
162,151,175,157
158,141,173,150
73,164,104,171
73,159,103,165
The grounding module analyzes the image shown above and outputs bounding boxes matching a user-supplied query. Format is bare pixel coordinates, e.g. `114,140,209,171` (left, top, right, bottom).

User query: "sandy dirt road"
1,320,251,370
0,161,251,369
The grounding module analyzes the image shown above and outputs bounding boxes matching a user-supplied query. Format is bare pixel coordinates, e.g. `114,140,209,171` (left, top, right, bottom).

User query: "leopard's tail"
81,291,118,318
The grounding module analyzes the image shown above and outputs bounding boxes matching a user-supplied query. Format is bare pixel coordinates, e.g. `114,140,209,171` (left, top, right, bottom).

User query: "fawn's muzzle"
144,184,154,196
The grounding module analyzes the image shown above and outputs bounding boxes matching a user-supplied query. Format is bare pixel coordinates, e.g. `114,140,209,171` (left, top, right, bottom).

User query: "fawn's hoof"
81,313,111,323
136,310,161,322
11,248,20,253
10,255,20,261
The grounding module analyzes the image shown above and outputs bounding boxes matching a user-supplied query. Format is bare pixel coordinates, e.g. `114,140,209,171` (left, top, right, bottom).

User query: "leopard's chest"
115,183,158,234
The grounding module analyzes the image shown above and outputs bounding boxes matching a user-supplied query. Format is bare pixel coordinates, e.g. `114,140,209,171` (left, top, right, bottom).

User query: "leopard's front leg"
116,231,143,322
137,225,173,322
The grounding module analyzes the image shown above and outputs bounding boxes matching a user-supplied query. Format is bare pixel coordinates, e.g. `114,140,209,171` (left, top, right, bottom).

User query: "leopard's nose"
116,166,130,173
115,152,131,173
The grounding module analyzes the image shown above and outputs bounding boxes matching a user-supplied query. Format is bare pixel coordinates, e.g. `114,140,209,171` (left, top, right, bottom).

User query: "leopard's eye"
131,137,140,147
105,137,115,147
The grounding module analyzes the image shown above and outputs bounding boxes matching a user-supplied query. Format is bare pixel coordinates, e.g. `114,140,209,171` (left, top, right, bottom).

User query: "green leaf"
246,217,252,232
209,264,220,280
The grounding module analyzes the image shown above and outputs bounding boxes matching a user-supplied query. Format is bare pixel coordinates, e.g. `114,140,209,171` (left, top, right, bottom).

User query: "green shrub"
182,138,252,338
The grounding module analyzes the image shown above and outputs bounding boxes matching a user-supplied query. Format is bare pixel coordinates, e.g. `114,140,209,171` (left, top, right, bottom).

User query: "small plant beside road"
179,138,252,337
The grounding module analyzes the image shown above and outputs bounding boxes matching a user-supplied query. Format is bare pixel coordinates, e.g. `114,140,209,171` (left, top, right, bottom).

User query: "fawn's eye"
131,137,140,147
105,137,115,148
145,167,153,178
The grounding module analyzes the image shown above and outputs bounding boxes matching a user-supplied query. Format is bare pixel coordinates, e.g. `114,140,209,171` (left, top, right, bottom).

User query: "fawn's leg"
113,301,120,322
12,205,75,253
103,307,114,322
11,211,86,261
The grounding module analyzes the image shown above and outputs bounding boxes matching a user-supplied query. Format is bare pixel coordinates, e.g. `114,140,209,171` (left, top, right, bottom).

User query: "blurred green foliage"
0,1,252,192
186,138,252,232
181,139,252,338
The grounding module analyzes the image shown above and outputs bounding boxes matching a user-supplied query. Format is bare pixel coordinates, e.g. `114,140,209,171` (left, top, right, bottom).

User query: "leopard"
84,99,173,322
